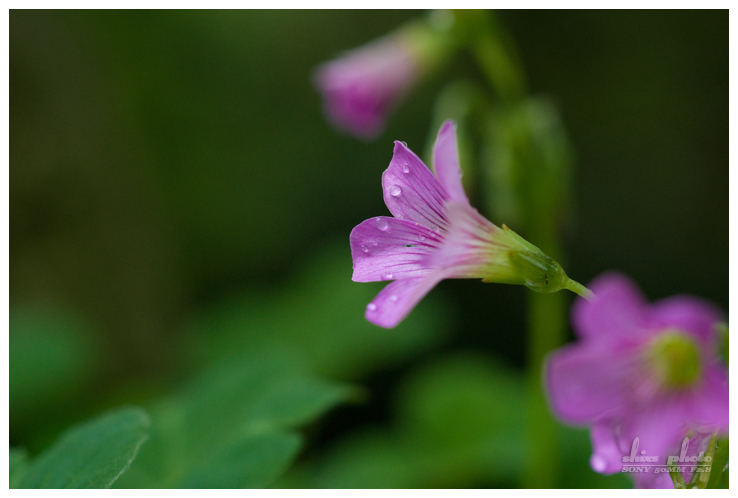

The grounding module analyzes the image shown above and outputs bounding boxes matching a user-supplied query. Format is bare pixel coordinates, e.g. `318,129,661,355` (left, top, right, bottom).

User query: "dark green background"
10,9,727,475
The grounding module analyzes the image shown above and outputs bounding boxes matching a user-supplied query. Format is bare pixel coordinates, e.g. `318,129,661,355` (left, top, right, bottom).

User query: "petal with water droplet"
350,217,440,282
382,141,449,230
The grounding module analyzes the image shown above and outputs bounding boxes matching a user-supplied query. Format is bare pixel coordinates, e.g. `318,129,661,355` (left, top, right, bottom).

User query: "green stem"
565,279,594,301
524,288,567,487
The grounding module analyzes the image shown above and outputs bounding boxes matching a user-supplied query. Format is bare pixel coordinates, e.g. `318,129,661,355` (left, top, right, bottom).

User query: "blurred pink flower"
314,34,420,139
545,272,728,488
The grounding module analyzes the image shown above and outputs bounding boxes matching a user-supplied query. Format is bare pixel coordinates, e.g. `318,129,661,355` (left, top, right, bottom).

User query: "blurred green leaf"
179,432,300,488
283,352,527,488
116,349,355,488
182,240,450,380
10,305,100,416
18,407,150,489
557,426,632,489
9,448,29,488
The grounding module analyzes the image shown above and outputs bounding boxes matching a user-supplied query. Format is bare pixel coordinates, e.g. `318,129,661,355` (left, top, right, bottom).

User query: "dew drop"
371,240,378,246
366,303,377,312
376,217,389,231
418,234,426,242
402,164,410,174
361,245,369,253
430,224,439,232
390,295,399,302
590,454,607,473
389,185,402,197
381,273,394,280
400,141,408,146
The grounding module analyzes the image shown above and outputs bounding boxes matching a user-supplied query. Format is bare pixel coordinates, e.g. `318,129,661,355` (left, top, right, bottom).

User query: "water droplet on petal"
418,234,426,241
400,141,408,146
376,217,388,231
389,185,402,197
402,164,410,174
590,454,607,473
361,245,369,253
390,295,399,302
430,224,439,232
381,273,394,280
366,303,377,312
371,240,378,246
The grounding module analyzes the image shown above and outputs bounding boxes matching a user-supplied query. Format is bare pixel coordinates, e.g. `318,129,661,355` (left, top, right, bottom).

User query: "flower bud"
314,17,455,139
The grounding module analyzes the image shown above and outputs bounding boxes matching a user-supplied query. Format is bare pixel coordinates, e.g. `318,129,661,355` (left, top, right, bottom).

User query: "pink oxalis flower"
545,273,728,488
350,120,589,328
314,20,454,140
314,33,418,139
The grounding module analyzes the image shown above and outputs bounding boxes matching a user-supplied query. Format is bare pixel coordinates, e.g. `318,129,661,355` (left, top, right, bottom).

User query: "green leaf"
18,407,150,489
10,305,100,416
115,349,354,488
179,431,301,488
9,448,29,488
282,352,528,488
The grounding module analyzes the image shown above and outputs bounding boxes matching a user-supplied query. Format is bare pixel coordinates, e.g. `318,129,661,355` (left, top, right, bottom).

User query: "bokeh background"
10,10,727,488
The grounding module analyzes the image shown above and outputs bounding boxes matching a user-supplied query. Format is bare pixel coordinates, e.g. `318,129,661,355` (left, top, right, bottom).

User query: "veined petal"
432,120,469,205
648,295,724,346
572,272,649,342
364,269,450,328
545,344,634,424
382,141,449,230
350,216,442,282
427,201,518,281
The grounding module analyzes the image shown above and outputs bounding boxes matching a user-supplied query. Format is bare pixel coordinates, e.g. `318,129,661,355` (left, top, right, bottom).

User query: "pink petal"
572,272,649,341
648,295,724,346
382,142,450,230
364,270,450,328
426,201,504,279
545,344,633,424
350,216,442,282
686,365,729,432
622,399,689,464
432,120,469,206
590,417,630,474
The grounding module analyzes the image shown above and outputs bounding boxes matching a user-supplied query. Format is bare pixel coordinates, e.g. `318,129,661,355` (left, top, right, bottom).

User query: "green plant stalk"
456,9,571,487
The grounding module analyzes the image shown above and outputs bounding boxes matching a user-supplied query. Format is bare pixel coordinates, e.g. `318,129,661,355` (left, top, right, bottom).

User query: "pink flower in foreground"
545,273,728,488
350,120,589,328
314,34,420,139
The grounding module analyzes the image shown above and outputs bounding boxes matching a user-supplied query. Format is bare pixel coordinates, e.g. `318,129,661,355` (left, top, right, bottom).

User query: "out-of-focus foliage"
114,348,355,488
280,352,631,488
13,407,150,489
181,240,449,380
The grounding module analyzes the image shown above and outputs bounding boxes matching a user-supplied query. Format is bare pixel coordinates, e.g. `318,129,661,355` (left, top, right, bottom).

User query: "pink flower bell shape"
314,34,420,140
545,273,728,488
350,120,589,328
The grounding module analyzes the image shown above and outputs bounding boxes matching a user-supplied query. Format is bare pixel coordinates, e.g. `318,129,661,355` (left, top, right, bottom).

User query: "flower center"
647,330,701,390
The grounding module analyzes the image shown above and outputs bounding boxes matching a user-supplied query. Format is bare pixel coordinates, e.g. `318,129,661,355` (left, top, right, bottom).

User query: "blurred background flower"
10,10,727,488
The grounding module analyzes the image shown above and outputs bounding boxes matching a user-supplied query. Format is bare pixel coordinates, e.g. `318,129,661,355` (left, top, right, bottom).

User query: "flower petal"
545,344,633,424
572,272,649,341
589,417,630,474
686,365,729,432
350,216,442,282
648,295,724,345
432,120,469,205
382,141,449,230
364,269,450,328
622,399,689,467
